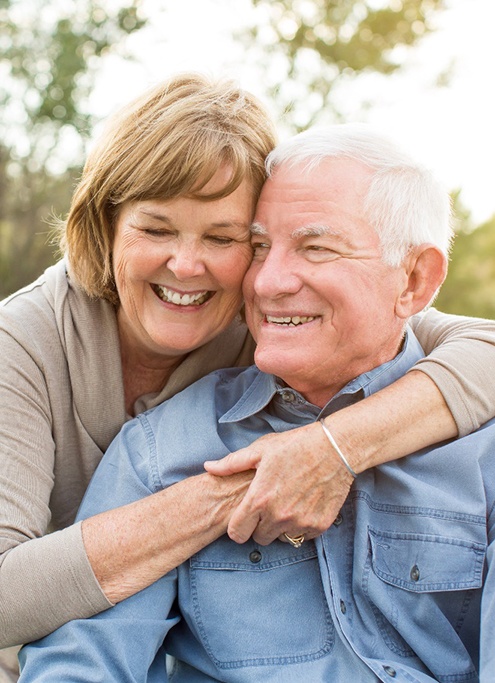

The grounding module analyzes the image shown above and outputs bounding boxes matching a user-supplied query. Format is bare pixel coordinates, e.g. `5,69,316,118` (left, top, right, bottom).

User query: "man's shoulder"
130,365,265,483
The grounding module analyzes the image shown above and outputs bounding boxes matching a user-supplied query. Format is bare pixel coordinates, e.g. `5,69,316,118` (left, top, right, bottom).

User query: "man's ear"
395,244,448,319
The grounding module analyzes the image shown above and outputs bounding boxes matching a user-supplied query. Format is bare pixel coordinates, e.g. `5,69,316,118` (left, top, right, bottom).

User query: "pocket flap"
368,528,485,592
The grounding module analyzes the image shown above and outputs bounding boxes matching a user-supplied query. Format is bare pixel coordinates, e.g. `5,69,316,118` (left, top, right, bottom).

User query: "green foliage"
1,0,145,150
436,215,495,319
0,0,146,299
242,0,447,129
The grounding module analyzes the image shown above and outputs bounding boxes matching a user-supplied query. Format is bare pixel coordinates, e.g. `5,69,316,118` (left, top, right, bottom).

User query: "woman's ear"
395,244,448,319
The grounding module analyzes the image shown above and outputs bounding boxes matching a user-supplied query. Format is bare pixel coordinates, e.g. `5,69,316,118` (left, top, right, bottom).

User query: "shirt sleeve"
480,492,495,681
18,419,179,683
410,309,495,437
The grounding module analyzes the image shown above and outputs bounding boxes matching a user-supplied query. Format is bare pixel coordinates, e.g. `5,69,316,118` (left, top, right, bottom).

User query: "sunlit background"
1,0,494,316
92,0,495,224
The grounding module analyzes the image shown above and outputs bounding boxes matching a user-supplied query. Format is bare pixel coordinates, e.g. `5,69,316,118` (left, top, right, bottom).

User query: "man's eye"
304,244,340,261
252,242,270,256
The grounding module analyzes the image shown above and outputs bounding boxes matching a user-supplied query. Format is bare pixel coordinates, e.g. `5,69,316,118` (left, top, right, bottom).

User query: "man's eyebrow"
250,222,355,248
250,223,338,237
250,222,268,236
292,224,355,248
292,224,337,238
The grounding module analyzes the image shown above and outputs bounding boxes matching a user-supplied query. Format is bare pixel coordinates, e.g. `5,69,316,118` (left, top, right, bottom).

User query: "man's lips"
151,284,213,307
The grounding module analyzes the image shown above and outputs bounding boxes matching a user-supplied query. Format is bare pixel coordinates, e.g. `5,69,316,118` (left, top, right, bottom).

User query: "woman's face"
112,168,255,362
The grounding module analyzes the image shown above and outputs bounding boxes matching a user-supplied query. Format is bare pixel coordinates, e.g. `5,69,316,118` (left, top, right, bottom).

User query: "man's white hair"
265,123,453,267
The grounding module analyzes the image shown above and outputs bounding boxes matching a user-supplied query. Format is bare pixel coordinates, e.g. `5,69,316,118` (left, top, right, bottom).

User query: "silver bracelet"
319,419,357,479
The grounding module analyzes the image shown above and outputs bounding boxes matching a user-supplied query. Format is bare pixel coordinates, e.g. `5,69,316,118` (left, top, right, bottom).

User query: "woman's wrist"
320,411,372,475
321,370,457,474
82,471,253,604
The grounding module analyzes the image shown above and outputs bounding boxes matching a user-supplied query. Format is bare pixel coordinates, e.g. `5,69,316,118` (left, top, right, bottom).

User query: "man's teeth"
154,285,211,306
266,315,315,326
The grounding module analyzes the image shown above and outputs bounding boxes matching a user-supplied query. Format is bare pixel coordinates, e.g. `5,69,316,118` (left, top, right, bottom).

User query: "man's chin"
254,349,295,379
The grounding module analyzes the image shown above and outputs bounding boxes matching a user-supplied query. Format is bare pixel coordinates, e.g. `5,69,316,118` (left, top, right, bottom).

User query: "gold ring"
283,533,305,548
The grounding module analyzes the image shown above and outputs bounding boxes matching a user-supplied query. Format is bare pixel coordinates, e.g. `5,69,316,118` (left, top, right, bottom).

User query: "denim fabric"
19,329,495,682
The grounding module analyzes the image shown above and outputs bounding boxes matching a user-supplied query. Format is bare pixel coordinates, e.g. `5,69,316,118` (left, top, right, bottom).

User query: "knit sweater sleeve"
0,321,111,649
410,308,495,437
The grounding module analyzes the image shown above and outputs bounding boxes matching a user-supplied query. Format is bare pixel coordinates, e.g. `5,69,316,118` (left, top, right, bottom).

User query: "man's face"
243,158,409,407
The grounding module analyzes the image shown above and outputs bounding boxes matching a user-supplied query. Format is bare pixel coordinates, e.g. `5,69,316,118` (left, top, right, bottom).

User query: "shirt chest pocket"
185,536,335,669
363,527,485,677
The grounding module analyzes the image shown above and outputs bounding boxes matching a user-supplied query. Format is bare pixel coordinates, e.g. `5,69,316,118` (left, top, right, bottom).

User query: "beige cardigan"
1,260,495,666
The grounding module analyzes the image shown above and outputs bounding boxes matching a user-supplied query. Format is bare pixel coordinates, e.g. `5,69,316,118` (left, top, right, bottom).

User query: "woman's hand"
204,421,354,545
205,371,458,546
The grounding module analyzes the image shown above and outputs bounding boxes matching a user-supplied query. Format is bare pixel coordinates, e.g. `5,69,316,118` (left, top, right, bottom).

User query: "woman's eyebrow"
137,209,248,231
138,208,172,223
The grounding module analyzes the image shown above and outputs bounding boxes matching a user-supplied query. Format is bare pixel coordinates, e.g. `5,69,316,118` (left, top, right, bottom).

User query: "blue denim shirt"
19,329,495,682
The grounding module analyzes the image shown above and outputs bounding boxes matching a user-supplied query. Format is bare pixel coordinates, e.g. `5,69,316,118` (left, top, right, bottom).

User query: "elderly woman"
1,73,495,680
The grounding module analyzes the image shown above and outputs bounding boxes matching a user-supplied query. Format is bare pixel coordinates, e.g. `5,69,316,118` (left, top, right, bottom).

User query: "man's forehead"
260,157,372,200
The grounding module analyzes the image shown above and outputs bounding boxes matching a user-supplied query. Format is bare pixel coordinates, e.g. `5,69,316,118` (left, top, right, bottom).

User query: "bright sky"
90,0,495,225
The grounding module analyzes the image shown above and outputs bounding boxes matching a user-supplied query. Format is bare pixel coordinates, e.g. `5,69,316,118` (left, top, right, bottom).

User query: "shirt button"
333,513,343,526
340,599,346,614
382,665,397,677
410,564,420,582
281,390,295,403
249,550,262,564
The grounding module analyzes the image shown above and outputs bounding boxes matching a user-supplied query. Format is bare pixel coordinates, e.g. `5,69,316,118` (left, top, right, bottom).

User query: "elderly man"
19,125,494,682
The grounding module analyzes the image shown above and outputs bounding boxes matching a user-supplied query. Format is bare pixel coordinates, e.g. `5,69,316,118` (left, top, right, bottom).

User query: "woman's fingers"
223,422,353,545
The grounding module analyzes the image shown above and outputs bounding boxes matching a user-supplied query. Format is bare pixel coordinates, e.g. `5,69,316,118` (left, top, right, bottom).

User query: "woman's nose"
166,242,207,280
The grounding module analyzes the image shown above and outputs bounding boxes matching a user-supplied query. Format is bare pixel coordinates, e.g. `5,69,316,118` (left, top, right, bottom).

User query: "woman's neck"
118,331,185,417
122,358,183,417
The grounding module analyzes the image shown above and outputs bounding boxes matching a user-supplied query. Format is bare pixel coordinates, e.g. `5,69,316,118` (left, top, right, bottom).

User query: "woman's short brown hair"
62,73,277,304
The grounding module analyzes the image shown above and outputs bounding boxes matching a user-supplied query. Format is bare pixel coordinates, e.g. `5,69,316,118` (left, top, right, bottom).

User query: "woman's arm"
410,307,495,436
0,325,251,648
206,309,495,545
18,413,253,683
82,470,252,605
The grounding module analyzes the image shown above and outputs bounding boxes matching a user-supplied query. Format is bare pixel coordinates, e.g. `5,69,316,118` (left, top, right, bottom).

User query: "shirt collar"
219,370,279,423
219,326,425,424
330,326,425,401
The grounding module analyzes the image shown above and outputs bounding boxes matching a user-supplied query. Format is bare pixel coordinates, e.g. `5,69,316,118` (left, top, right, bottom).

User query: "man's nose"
253,250,301,298
166,241,207,280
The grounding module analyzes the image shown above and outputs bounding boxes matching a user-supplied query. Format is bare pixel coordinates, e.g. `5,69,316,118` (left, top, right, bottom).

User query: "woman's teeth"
266,315,315,326
153,285,212,306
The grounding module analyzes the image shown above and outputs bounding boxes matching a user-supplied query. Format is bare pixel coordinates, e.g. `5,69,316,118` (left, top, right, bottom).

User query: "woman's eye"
142,227,174,237
206,235,234,246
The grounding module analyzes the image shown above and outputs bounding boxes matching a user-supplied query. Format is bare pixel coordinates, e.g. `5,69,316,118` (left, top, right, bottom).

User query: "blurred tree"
241,0,447,130
436,197,495,318
0,0,146,298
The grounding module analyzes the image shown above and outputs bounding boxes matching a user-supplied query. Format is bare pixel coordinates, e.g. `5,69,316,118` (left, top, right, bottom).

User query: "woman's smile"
151,284,214,307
